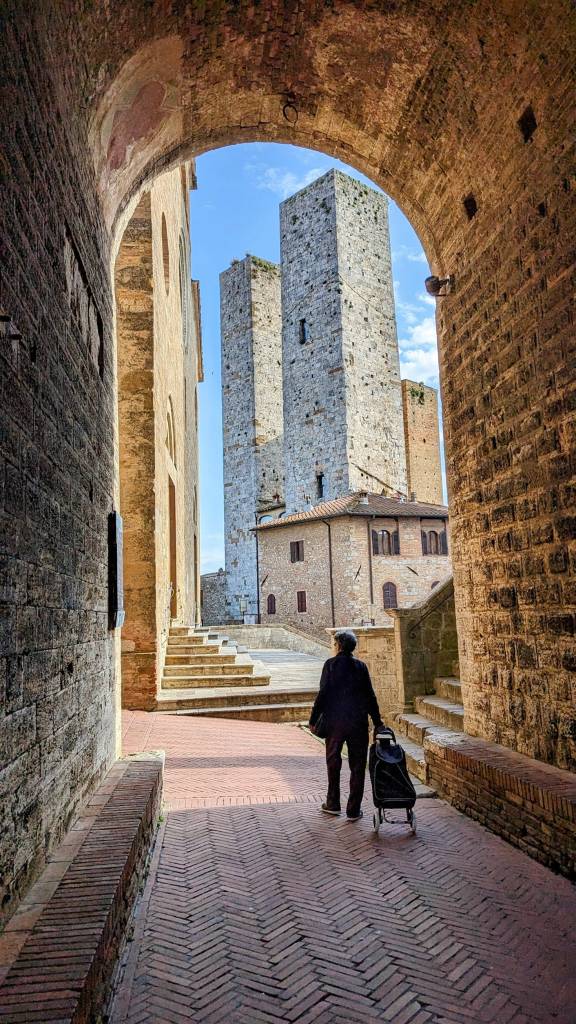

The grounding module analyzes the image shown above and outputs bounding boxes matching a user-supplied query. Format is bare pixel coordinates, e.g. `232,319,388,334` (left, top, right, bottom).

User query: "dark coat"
309,653,382,738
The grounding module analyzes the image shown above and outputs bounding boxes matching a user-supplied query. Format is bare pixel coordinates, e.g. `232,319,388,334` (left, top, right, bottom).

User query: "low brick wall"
221,623,330,659
0,753,163,1021
425,732,576,879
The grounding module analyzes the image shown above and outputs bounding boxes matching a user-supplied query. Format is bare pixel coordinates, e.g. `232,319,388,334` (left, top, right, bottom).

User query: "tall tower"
401,379,444,504
220,256,283,621
280,169,407,511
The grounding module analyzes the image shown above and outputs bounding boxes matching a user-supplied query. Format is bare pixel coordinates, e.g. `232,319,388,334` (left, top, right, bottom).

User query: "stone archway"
1,0,574,918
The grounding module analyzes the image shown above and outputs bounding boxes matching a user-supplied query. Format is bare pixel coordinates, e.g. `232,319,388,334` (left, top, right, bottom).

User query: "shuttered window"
267,594,276,615
383,582,398,609
372,529,400,556
290,540,304,562
297,590,307,612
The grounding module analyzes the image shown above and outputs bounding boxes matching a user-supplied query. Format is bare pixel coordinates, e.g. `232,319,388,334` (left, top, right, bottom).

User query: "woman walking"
309,629,382,820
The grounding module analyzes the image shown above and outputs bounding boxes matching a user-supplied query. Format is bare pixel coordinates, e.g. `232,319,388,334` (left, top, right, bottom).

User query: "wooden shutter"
297,590,307,612
393,530,400,555
440,530,448,555
372,529,379,555
421,530,428,555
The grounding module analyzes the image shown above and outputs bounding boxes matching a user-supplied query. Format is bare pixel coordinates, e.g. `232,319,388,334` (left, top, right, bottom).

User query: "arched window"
383,582,397,609
371,529,399,556
267,594,276,615
166,397,176,465
428,530,439,554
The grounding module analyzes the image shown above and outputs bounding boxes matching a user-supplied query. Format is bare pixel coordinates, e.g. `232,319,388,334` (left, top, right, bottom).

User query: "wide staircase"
387,672,464,785
157,625,319,721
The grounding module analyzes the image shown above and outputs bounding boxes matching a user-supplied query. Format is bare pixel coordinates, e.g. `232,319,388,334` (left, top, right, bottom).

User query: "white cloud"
391,244,429,266
245,163,327,200
398,315,439,388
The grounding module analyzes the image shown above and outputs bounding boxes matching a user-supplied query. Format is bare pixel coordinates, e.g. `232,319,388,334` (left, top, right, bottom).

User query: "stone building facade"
401,380,444,505
116,164,203,709
257,493,451,636
281,170,407,511
221,256,283,621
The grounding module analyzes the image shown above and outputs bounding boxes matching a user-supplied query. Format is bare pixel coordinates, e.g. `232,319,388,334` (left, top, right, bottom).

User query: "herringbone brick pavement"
112,712,576,1024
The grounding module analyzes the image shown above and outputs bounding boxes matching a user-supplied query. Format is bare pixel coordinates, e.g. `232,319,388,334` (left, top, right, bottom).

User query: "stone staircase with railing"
387,671,465,784
156,625,319,721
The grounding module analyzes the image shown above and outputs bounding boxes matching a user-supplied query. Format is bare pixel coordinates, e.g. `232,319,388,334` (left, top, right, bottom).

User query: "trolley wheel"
407,808,417,835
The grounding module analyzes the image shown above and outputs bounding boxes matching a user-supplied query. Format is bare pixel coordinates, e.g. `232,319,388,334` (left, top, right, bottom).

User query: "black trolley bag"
369,726,417,835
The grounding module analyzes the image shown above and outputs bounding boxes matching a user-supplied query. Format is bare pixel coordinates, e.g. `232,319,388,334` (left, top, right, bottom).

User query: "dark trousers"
325,729,369,817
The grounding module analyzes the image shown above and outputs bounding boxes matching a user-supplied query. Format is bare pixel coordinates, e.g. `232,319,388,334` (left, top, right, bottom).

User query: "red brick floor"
112,711,576,1024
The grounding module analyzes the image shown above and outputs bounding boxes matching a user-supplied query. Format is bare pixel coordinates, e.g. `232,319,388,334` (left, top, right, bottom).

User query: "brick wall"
0,3,117,919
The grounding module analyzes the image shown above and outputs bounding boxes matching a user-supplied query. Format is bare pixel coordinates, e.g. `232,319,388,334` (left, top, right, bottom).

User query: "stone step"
157,701,314,723
164,661,255,677
168,634,210,645
398,737,429,784
433,677,462,703
165,645,223,657
161,672,270,689
393,713,440,746
156,685,316,712
165,650,237,664
414,695,465,731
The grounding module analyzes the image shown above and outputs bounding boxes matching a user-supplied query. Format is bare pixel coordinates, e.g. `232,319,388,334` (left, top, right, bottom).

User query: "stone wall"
388,577,460,710
200,570,227,626
116,166,201,710
221,256,283,621
221,623,331,659
401,380,444,505
0,3,117,919
281,170,406,511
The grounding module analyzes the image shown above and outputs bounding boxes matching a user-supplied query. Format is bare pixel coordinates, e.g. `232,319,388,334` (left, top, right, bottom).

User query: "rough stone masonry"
282,169,407,510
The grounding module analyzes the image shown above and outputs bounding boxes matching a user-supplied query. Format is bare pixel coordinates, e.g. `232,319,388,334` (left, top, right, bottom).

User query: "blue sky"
190,143,441,573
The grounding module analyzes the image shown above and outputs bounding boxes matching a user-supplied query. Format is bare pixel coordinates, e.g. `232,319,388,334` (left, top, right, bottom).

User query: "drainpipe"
322,519,336,627
366,518,375,606
254,514,261,623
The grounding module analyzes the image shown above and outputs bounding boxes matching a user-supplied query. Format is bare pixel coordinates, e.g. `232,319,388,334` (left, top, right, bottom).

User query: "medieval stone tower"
280,169,407,511
220,255,283,621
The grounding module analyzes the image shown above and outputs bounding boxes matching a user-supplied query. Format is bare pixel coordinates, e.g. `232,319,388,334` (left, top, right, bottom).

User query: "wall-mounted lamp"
424,274,454,297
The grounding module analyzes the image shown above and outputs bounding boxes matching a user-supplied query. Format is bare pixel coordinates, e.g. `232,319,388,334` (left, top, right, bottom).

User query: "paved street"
112,712,576,1024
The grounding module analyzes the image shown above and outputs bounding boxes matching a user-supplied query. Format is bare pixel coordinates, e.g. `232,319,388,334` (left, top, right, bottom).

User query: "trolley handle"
374,725,396,743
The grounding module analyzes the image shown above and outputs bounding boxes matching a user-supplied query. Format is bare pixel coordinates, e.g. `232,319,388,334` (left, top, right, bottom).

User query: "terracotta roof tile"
255,492,448,530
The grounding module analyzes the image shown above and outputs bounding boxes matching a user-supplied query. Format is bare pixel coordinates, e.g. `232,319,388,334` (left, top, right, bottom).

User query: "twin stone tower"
220,169,442,622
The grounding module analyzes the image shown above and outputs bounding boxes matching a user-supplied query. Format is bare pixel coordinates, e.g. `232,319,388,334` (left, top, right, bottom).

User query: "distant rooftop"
255,492,448,530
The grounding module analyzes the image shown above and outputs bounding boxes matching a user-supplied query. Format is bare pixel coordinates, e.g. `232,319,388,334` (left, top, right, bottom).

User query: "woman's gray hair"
334,629,357,655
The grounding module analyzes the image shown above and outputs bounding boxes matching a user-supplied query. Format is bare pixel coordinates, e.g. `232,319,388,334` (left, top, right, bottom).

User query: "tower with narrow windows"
280,169,407,512
220,255,283,621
